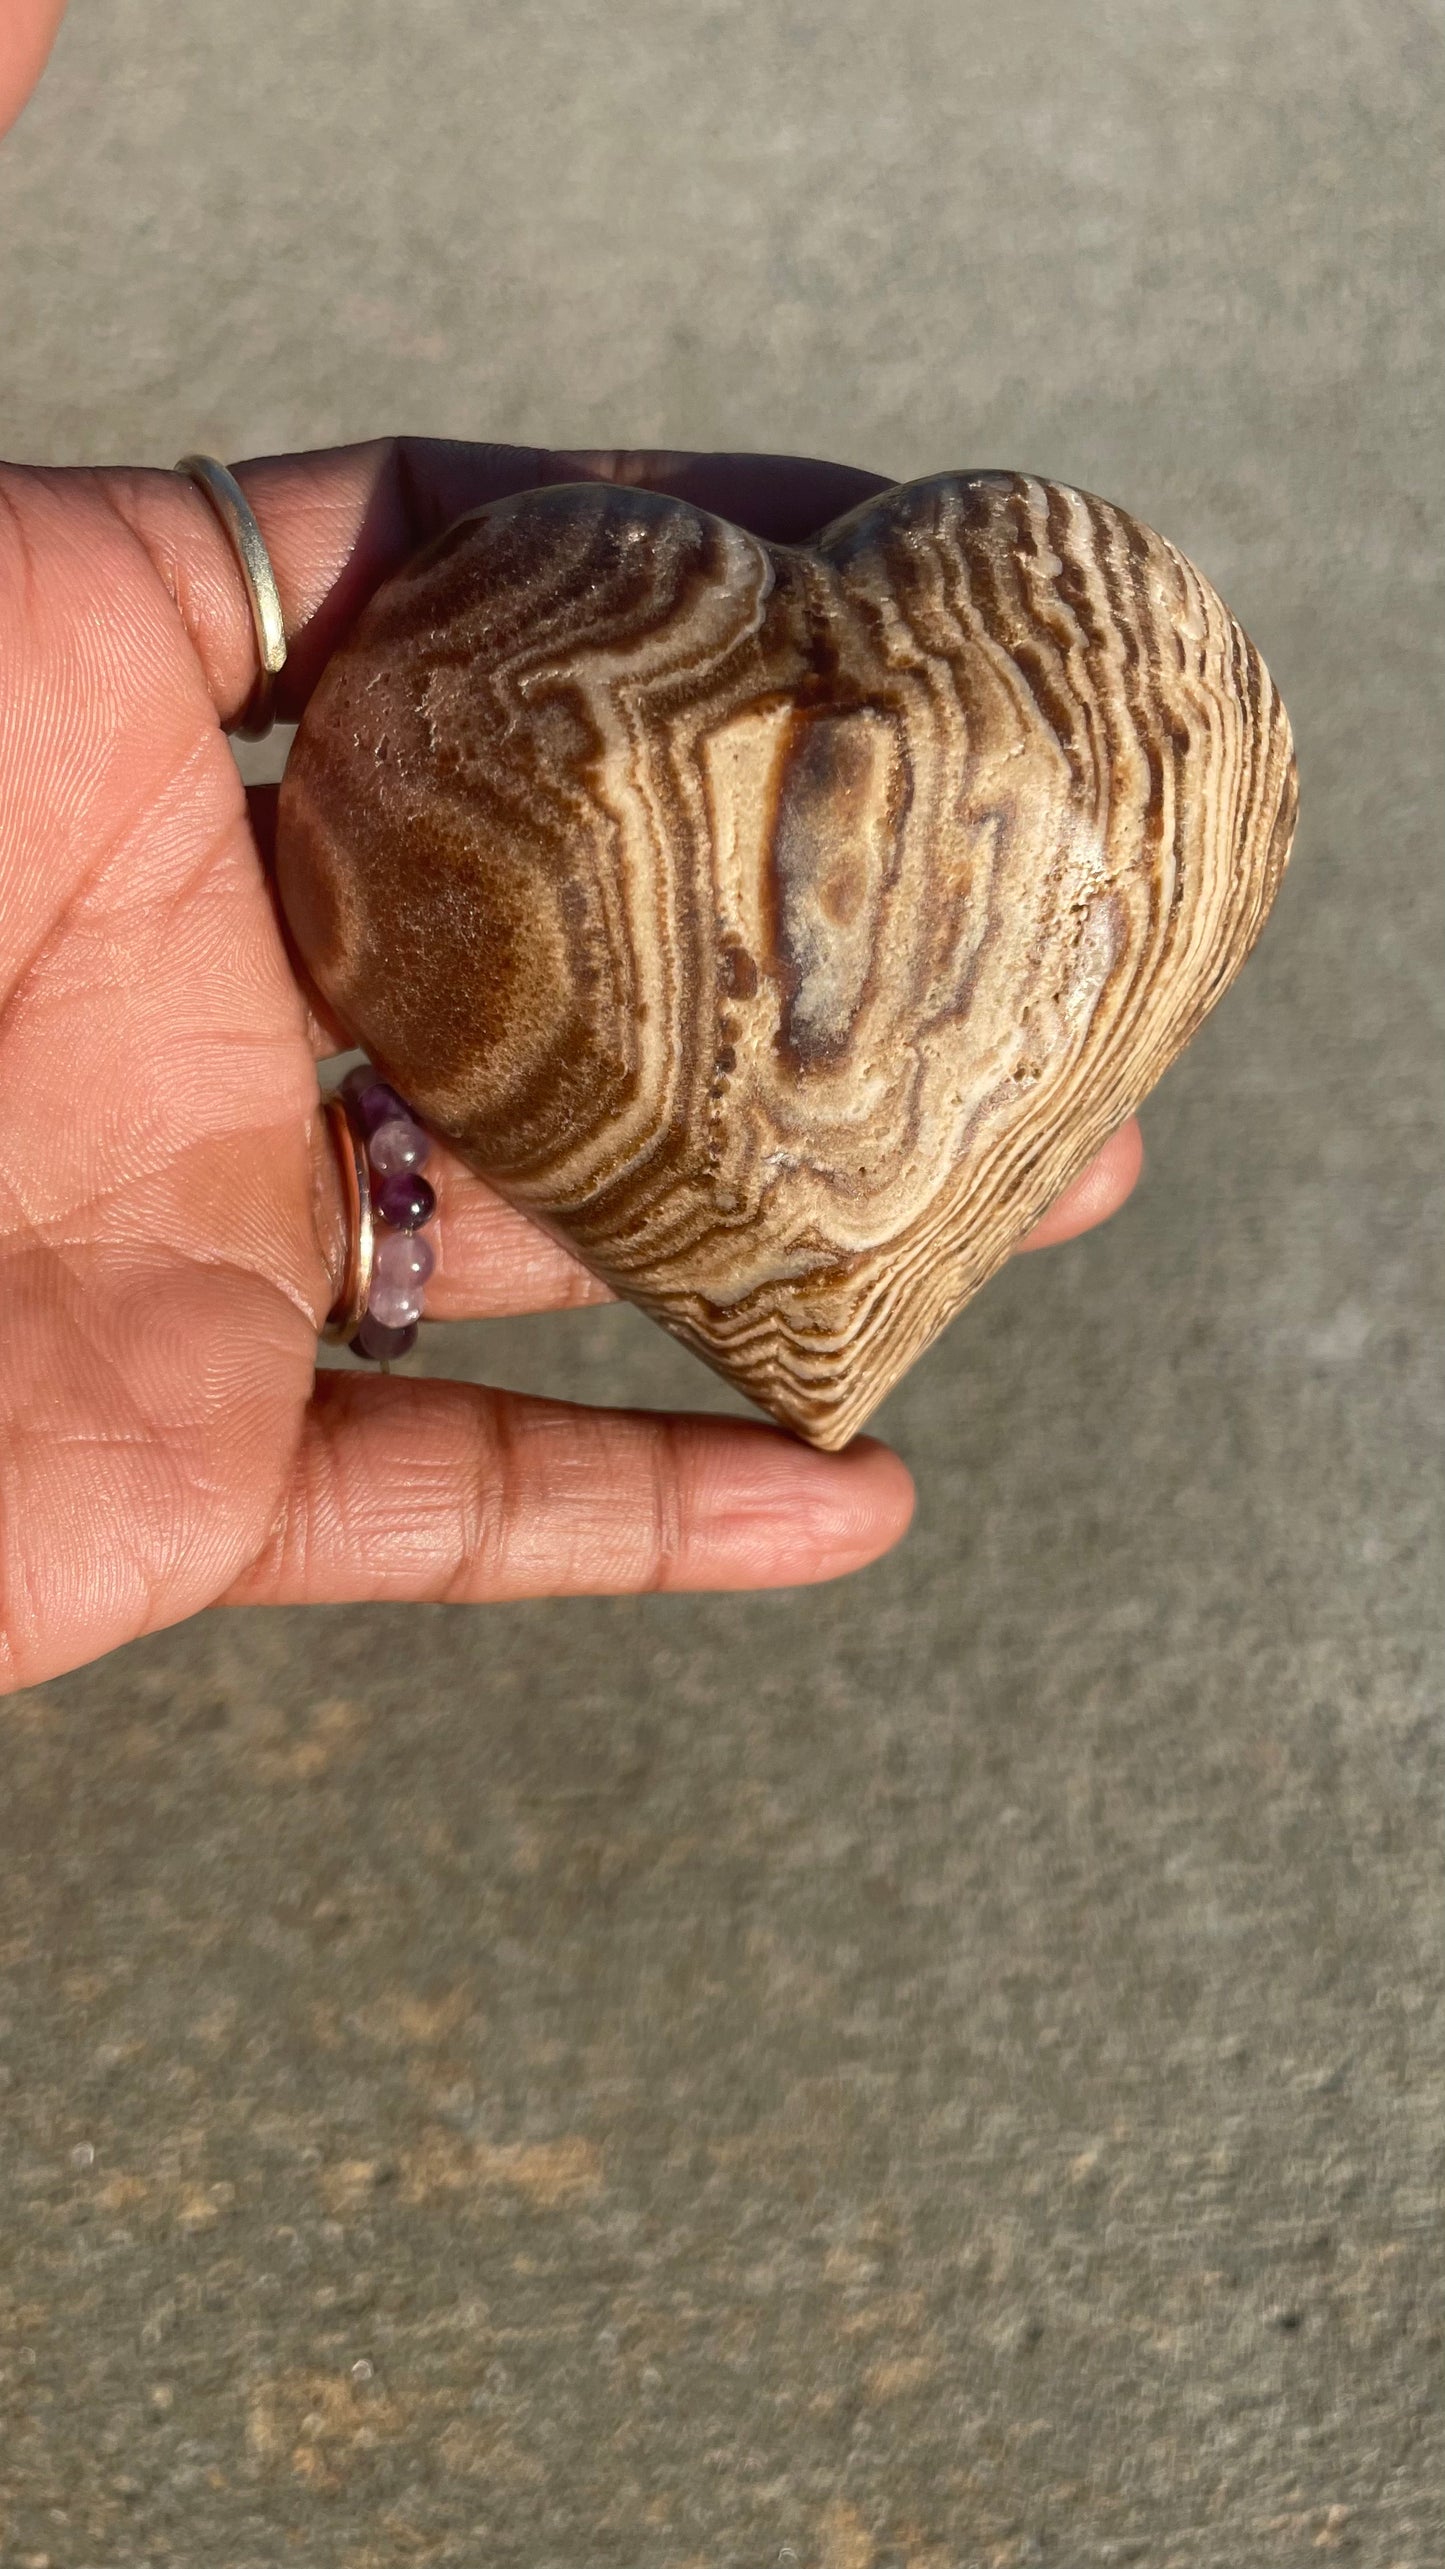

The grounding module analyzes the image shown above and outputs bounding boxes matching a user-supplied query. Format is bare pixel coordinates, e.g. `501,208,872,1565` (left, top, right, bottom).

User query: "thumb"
0,0,68,139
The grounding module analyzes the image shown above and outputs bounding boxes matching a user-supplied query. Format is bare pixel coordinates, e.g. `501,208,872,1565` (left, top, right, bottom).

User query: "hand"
0,436,1141,1692
0,0,68,141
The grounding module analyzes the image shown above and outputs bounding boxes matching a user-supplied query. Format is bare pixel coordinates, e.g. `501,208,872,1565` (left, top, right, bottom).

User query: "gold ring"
174,453,287,738
320,1094,376,1341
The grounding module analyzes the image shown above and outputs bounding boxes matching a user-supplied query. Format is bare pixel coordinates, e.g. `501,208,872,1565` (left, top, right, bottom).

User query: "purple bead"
366,1233,433,1330
376,1229,435,1292
357,1082,413,1136
367,1279,425,1328
350,1313,418,1362
375,1170,436,1232
366,1229,433,1329
368,1114,430,1177
341,1067,411,1135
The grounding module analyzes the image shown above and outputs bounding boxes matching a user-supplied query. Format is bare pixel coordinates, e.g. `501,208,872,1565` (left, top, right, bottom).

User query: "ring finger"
311,1108,1143,1327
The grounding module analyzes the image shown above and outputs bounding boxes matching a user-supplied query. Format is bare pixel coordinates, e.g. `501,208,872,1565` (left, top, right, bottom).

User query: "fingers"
422,1160,612,1317
223,1372,915,1605
105,435,1145,1298
0,0,68,137
302,1077,608,1323
249,441,894,721
244,1115,1133,1612
309,1100,1142,1326
101,441,895,734
245,783,357,1055
1014,1119,1144,1250
306,1082,1144,1327
416,1122,1143,1318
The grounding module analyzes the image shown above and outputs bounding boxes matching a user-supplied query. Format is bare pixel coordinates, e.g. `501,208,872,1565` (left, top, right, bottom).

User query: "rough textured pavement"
0,2,1441,2561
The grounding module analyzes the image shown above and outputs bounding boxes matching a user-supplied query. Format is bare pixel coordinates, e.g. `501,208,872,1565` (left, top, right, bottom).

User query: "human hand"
0,435,1140,1690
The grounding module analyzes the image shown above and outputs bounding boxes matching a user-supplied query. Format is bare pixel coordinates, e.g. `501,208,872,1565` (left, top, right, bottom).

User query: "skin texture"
0,0,1136,1693
0,434,1148,1691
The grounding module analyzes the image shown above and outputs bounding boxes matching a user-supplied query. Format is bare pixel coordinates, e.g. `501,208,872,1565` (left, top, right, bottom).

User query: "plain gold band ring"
174,453,287,739
320,1094,376,1342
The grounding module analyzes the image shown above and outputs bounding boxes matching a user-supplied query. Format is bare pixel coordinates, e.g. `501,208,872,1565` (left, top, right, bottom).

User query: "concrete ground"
0,1,1440,2560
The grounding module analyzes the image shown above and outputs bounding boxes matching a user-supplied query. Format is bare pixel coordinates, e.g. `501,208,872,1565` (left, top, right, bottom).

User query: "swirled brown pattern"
278,472,1297,1448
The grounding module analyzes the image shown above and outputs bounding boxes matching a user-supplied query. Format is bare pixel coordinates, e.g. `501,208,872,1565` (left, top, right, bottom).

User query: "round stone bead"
366,1229,433,1329
368,1114,431,1177
376,1229,435,1293
374,1170,436,1232
366,1279,423,1328
351,1312,418,1361
341,1066,410,1134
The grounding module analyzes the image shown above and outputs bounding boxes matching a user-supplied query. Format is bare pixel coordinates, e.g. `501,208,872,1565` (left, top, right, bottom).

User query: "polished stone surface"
280,473,1294,1446
0,0,1439,2560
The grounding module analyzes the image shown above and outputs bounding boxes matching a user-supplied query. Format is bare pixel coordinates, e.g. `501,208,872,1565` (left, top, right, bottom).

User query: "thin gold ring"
321,1094,376,1342
174,453,287,739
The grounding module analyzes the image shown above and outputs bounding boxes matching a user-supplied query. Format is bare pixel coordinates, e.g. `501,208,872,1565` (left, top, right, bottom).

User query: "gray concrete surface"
1,0,1441,2560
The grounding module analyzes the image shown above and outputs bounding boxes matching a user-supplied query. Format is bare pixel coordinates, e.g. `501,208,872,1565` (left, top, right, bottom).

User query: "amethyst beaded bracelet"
322,1065,438,1361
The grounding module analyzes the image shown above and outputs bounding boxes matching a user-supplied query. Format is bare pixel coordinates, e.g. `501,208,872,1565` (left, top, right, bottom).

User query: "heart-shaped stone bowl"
277,470,1297,1448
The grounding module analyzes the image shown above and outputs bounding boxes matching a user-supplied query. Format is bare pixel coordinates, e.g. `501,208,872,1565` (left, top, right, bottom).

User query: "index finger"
107,440,895,730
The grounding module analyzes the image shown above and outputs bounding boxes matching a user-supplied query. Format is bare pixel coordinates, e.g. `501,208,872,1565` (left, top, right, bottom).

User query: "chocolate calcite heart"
278,472,1296,1447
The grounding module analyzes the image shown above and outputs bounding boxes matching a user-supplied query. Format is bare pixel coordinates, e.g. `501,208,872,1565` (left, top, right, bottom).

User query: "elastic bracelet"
322,1067,438,1361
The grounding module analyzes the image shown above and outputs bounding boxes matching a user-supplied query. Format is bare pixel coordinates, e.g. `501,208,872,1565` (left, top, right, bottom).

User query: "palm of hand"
0,472,328,1685
0,440,1138,1693
1,0,1138,1690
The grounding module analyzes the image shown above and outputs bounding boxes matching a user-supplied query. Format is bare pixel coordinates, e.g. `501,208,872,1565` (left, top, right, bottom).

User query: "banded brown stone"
278,471,1296,1448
